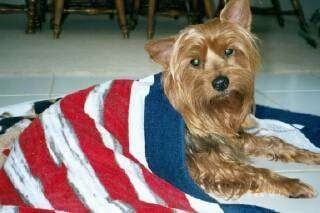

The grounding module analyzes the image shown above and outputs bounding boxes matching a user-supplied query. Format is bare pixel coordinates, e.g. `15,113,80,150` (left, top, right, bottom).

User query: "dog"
145,0,320,199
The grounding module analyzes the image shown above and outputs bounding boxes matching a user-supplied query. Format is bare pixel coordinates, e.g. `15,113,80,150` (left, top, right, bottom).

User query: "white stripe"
139,74,155,84
0,206,17,213
128,80,153,169
84,79,165,206
84,81,123,153
127,79,167,205
186,195,224,213
114,151,166,206
4,141,54,210
41,104,129,213
84,81,112,124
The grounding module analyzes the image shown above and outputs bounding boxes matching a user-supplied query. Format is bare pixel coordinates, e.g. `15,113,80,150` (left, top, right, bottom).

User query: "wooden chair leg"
35,0,42,30
271,0,284,27
115,0,129,38
25,0,36,34
53,0,64,39
290,0,308,32
203,0,215,19
147,0,156,39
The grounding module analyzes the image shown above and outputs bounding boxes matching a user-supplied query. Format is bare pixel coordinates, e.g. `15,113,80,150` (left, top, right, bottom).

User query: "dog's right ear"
144,37,175,70
220,0,252,30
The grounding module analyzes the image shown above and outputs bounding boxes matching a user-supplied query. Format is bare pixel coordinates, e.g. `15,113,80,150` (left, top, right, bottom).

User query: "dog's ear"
144,37,175,70
220,0,252,30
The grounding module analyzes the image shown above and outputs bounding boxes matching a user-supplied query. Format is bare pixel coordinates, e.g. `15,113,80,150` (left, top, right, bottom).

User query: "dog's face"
145,0,260,137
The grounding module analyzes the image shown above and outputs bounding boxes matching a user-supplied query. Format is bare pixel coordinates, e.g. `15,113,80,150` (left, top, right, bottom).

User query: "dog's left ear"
144,37,175,70
220,0,252,30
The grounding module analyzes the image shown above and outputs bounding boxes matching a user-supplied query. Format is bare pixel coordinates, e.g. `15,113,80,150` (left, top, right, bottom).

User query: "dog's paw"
284,179,316,198
291,150,320,165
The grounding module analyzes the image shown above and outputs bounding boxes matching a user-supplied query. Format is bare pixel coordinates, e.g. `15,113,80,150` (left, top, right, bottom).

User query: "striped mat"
1,73,319,213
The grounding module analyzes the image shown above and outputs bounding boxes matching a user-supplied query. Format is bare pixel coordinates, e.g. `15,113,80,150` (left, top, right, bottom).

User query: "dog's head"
145,0,260,137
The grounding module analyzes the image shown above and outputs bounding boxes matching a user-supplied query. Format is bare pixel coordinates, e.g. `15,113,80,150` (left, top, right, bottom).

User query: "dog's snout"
212,76,229,92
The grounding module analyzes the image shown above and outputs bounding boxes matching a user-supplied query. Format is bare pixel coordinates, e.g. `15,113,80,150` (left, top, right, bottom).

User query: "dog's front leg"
241,132,320,165
187,147,316,199
186,134,316,199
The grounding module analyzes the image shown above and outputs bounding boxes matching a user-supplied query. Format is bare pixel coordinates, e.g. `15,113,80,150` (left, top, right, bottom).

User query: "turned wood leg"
53,0,64,39
203,0,215,19
26,0,36,33
147,0,156,39
290,0,308,32
115,0,129,38
271,0,284,27
35,0,42,30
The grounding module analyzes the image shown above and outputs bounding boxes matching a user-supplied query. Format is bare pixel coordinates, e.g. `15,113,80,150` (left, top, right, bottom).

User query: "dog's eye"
190,59,201,68
224,48,234,57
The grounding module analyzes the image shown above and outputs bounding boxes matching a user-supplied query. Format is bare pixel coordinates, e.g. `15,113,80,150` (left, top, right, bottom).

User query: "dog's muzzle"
212,75,229,91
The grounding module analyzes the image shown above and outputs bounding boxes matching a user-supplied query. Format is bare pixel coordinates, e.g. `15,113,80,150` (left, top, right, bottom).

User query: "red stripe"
19,206,55,213
142,169,194,211
19,118,88,212
60,86,153,211
103,80,194,211
103,80,133,156
0,170,26,206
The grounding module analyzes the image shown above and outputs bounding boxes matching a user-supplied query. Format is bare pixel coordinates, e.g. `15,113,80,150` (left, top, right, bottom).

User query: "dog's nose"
212,76,229,91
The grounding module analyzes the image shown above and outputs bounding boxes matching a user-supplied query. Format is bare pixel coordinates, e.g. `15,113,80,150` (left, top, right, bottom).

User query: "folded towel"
0,73,319,213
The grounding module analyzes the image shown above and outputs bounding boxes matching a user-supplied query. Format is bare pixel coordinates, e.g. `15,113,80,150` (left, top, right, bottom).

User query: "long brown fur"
145,0,320,199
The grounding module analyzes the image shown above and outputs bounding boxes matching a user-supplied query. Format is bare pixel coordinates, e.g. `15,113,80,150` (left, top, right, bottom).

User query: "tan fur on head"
145,0,320,199
145,5,260,137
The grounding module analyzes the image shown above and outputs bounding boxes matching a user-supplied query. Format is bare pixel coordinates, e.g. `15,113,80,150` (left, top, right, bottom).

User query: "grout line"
255,90,283,107
0,94,50,97
261,90,320,93
276,169,320,173
49,73,55,99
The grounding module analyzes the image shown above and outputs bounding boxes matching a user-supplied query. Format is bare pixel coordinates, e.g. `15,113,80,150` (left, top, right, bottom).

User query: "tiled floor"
255,73,320,116
1,72,320,116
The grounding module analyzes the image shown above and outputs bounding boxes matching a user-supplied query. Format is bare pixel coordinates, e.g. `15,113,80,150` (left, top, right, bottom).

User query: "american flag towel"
0,73,319,213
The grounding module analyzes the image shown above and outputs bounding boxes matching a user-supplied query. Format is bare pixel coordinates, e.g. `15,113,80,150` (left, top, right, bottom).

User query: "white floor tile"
255,90,282,109
256,73,320,91
252,157,320,173
51,75,110,95
217,171,320,213
0,76,53,95
262,91,320,116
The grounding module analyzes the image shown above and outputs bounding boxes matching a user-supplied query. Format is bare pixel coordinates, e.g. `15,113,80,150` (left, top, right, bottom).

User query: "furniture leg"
26,0,36,33
115,0,129,38
147,0,156,39
53,0,64,39
203,0,215,19
290,0,308,32
271,0,284,27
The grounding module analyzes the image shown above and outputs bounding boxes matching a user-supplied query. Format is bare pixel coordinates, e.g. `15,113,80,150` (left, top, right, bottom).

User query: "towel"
0,73,319,213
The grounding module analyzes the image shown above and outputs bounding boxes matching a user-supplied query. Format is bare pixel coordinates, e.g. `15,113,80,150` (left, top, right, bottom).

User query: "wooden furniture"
137,0,215,39
0,0,38,33
52,0,129,39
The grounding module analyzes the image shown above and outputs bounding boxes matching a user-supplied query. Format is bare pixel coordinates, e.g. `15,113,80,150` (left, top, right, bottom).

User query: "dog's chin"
209,90,246,114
